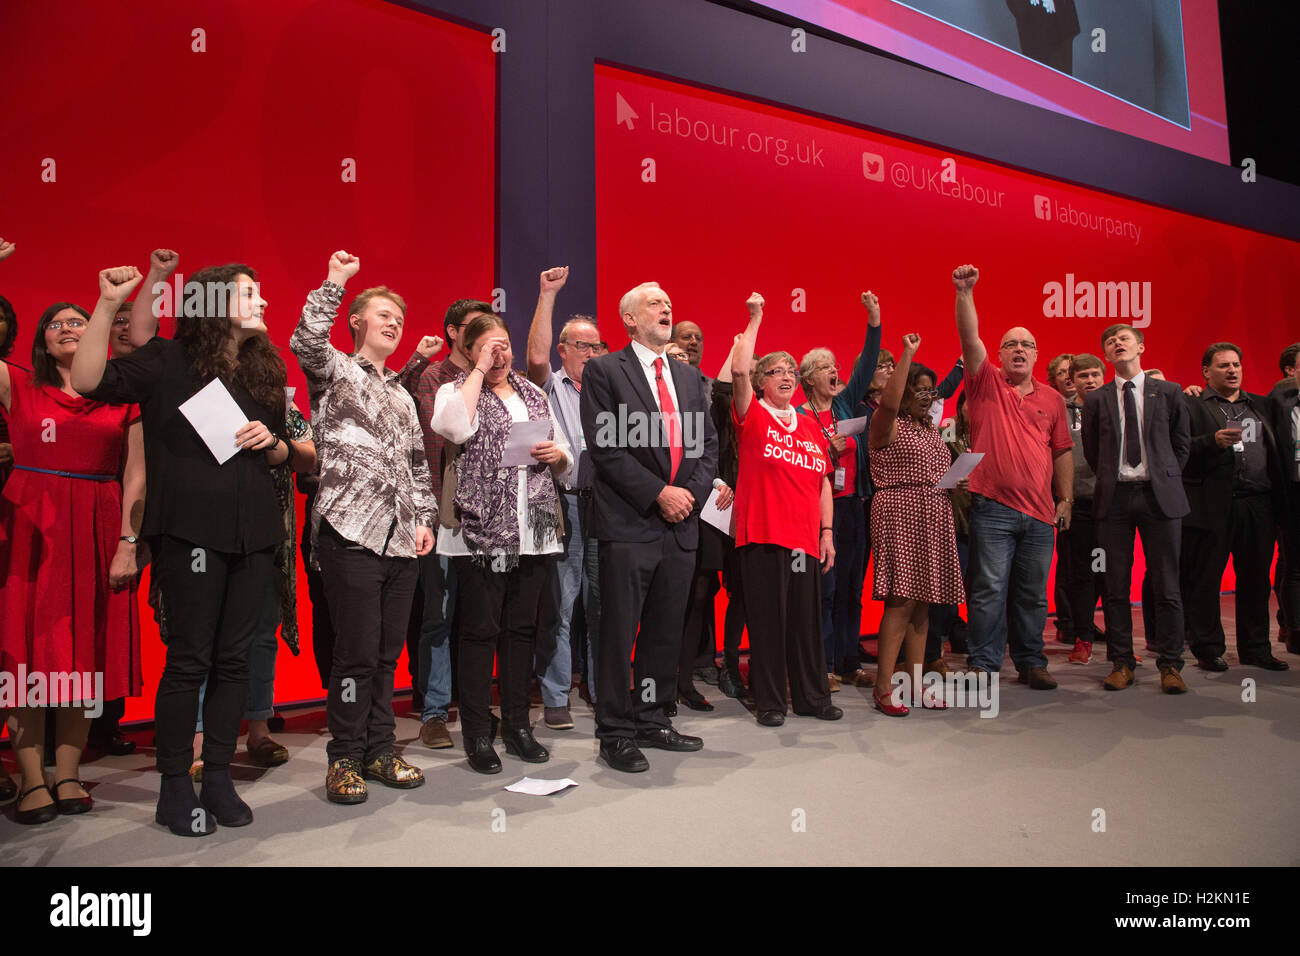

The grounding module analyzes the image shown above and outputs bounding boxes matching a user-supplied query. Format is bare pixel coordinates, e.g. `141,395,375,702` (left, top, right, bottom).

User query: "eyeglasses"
763,367,797,379
1000,340,1037,350
814,364,840,375
561,340,597,353
112,316,130,327
47,318,87,332
912,387,939,398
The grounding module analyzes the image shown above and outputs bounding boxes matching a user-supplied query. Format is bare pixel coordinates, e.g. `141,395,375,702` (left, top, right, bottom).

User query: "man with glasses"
953,265,1073,689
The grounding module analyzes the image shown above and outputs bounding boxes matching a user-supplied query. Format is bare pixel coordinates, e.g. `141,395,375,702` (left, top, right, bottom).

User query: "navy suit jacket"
579,345,718,548
1081,376,1190,520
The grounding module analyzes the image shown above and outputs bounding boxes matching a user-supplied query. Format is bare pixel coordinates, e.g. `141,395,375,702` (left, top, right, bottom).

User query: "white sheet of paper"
179,378,250,465
928,397,945,425
504,776,579,796
937,452,984,489
700,487,736,537
836,415,868,437
500,419,552,467
285,386,296,416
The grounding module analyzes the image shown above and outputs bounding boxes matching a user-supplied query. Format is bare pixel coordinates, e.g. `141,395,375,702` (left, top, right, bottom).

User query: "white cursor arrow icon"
616,92,639,130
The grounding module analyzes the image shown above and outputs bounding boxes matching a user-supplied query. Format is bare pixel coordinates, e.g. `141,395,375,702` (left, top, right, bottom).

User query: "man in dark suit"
1266,342,1300,654
1082,324,1190,693
1182,343,1289,671
579,282,719,773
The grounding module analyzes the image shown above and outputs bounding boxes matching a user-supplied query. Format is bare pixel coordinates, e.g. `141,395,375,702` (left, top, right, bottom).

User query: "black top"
83,336,286,554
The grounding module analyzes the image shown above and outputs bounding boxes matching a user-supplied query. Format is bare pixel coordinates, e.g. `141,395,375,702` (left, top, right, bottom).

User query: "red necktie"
654,357,683,481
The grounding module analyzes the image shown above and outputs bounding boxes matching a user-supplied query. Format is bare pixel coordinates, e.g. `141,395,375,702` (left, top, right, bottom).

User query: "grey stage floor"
3,608,1299,867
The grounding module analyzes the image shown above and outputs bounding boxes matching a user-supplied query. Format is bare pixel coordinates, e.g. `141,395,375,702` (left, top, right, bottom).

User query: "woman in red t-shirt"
731,293,841,727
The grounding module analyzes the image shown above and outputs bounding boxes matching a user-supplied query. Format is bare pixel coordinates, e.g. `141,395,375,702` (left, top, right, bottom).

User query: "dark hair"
461,311,509,353
1201,342,1242,371
444,299,494,339
32,302,91,387
1101,324,1144,349
1279,342,1300,377
174,263,286,416
902,363,937,418
0,294,17,359
1069,353,1105,377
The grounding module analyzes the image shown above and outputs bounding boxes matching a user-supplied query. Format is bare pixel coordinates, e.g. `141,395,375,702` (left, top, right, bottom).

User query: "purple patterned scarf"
452,369,561,568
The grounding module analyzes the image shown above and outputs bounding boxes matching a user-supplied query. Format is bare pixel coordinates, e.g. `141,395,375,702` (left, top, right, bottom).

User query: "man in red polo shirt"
953,265,1074,688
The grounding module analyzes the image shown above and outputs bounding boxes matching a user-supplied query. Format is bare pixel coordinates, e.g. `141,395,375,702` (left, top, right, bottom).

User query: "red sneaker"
1068,640,1093,665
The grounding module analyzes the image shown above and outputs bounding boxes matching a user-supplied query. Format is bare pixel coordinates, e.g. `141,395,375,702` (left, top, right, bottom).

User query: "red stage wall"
0,0,497,721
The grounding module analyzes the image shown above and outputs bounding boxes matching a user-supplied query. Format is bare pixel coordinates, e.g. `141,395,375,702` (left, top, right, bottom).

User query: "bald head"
671,321,703,367
997,326,1038,384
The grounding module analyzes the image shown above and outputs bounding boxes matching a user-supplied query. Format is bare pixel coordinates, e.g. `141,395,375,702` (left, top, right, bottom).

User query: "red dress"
0,365,142,704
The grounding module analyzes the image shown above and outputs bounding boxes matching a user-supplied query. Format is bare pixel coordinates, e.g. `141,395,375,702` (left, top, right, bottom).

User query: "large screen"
752,0,1228,164
1,0,497,720
595,63,1297,619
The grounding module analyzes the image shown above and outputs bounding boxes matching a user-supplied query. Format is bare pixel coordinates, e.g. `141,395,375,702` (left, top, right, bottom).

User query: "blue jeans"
538,493,599,707
965,495,1054,673
417,553,455,722
821,495,865,676
197,571,281,730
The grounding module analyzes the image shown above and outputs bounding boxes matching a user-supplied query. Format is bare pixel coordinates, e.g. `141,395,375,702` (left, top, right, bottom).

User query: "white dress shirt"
630,339,681,415
1116,369,1149,481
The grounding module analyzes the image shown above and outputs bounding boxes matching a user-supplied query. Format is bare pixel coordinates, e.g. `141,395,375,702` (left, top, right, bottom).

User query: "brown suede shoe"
1017,666,1058,689
1159,665,1187,694
924,658,950,677
419,717,454,749
1102,664,1135,691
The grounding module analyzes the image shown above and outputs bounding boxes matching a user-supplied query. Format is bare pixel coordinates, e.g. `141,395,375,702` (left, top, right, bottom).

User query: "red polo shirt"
965,360,1072,525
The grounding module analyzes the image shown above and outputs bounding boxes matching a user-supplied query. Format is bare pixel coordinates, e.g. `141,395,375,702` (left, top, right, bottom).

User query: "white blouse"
431,380,573,558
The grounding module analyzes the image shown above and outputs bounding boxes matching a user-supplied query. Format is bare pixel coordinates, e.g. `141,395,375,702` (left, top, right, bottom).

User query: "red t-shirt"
808,407,858,498
732,399,831,554
965,360,1072,525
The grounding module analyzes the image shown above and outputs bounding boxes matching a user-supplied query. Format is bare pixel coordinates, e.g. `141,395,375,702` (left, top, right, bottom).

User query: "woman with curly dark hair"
71,259,289,837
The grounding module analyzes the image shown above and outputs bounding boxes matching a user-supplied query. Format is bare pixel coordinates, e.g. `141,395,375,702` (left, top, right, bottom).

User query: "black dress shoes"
465,736,503,774
14,784,58,826
756,710,785,727
599,738,649,773
678,691,715,712
1241,655,1289,671
633,727,703,752
501,726,551,763
53,779,93,815
1197,656,1229,672
793,704,843,721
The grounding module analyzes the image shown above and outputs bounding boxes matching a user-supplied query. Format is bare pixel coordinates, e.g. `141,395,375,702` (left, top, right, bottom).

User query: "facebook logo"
1033,194,1052,220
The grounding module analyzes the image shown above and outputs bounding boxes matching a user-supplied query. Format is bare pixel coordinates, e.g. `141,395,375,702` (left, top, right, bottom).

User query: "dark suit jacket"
1082,376,1190,520
579,344,718,548
1181,389,1283,533
1266,380,1299,524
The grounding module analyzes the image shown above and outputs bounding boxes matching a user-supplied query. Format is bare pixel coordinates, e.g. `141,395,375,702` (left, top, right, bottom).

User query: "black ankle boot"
199,765,253,827
465,736,502,774
501,725,550,763
156,773,217,837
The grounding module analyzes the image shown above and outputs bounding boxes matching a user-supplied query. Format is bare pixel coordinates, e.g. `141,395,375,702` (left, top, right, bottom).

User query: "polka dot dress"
869,417,966,604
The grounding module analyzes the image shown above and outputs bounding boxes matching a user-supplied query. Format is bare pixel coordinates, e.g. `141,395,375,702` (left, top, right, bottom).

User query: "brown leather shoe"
1017,666,1058,689
826,673,841,692
1159,665,1187,694
419,717,454,749
1102,663,1135,691
924,658,951,677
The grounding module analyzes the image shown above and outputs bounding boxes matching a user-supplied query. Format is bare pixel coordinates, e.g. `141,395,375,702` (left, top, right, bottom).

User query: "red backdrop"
0,0,497,720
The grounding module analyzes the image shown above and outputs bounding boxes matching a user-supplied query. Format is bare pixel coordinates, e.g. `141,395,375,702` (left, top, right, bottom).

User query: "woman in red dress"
0,301,145,824
867,334,966,715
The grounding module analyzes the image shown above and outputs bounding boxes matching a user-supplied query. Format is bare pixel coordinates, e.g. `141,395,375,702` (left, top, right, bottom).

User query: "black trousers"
679,560,720,692
737,543,830,715
596,533,694,741
454,554,550,738
1053,525,1073,636
1280,484,1300,632
1097,483,1184,670
152,535,276,776
1061,498,1105,641
316,521,418,764
720,534,747,675
300,513,336,690
1182,493,1274,661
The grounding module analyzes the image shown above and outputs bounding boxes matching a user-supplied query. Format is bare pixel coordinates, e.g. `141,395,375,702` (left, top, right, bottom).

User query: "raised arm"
731,292,764,422
838,291,883,410
869,333,919,450
71,267,144,395
526,266,569,387
397,336,442,398
129,249,178,347
290,250,360,387
952,264,986,376
936,356,964,399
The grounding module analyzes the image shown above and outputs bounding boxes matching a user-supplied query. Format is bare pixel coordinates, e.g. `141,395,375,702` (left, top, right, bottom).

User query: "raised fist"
415,334,444,358
539,266,569,294
902,333,921,354
0,238,15,262
860,290,880,325
149,248,179,276
327,250,361,284
99,266,144,303
952,265,979,291
746,292,765,317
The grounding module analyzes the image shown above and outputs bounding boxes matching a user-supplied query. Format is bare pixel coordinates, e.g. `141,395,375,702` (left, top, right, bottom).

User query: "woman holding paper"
730,293,841,728
431,312,572,773
866,335,965,716
71,263,289,836
0,300,145,824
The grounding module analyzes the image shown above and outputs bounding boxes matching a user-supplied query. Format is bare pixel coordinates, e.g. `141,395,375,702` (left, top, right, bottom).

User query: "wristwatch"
120,535,138,544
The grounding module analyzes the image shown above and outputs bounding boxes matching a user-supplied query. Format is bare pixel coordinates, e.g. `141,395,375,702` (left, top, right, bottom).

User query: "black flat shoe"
756,710,785,727
53,778,93,815
599,738,649,773
1196,656,1229,672
501,726,550,763
634,727,703,752
0,769,18,806
1241,656,1289,671
678,691,715,712
14,784,58,825
664,700,678,718
793,704,843,721
465,736,502,774
156,773,217,837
